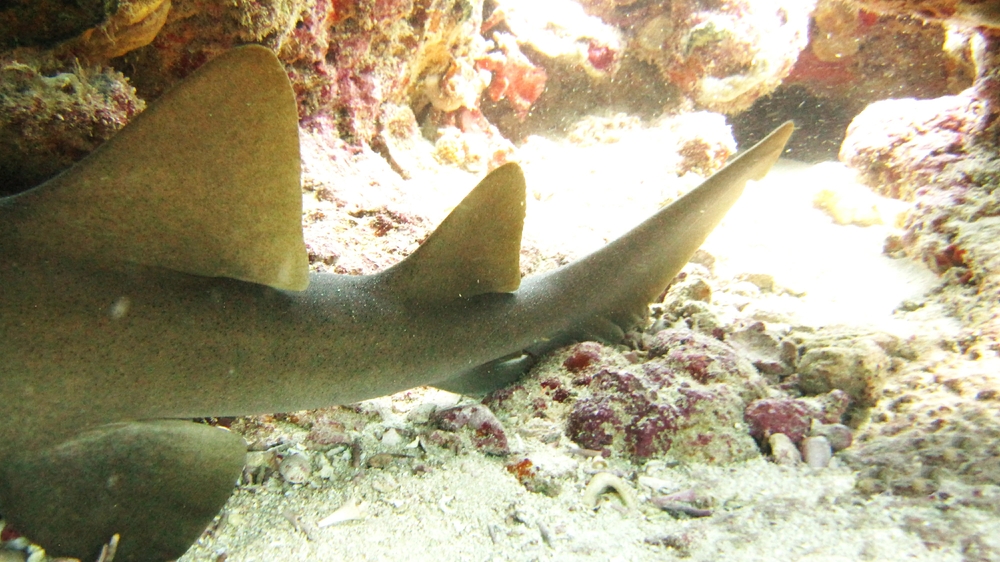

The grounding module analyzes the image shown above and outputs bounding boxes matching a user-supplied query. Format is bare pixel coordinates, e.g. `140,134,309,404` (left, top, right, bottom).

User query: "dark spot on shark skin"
0,44,793,561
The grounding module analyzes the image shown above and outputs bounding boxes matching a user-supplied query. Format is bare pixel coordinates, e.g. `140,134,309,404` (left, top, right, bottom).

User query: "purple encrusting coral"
566,369,682,458
490,329,767,463
432,404,510,456
646,328,769,401
744,398,815,444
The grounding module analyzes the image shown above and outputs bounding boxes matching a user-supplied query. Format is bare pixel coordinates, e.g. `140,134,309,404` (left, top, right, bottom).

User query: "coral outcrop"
488,332,768,464
0,54,145,195
628,0,815,114
831,1,1000,496
734,0,971,161
854,0,1000,27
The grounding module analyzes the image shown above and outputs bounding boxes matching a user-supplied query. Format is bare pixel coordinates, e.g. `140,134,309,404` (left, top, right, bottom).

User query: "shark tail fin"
378,163,527,303
548,121,795,337
436,123,794,396
4,45,310,291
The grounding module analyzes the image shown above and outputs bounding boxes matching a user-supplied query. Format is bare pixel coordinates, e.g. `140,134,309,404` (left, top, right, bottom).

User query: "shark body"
0,45,793,561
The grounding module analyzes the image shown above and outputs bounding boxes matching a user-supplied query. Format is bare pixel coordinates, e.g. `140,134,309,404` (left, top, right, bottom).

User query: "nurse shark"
0,45,793,561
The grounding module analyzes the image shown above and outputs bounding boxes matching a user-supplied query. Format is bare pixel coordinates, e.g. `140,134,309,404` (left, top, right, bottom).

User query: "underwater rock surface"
487,332,767,464
0,54,145,195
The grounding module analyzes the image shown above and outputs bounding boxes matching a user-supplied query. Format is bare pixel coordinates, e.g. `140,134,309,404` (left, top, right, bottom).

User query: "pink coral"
562,342,604,372
477,32,547,120
744,398,816,444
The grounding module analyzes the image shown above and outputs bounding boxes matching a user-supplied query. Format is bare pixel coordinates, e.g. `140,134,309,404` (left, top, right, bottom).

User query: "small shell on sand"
279,452,312,484
809,420,853,451
801,436,833,468
318,498,369,528
582,472,638,509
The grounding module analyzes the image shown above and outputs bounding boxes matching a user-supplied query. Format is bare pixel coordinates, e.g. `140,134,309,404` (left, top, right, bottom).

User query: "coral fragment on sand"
582,472,637,509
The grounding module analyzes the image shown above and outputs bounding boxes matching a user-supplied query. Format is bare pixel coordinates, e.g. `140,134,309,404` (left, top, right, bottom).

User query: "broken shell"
381,428,403,447
637,475,672,492
3,538,29,551
279,452,312,484
582,472,637,510
801,436,833,468
244,449,278,483
650,499,712,518
95,533,119,562
317,498,368,528
768,433,802,466
24,546,44,562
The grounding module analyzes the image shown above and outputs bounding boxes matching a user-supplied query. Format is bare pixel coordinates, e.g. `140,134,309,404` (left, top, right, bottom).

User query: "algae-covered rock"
488,329,767,464
0,54,145,195
844,355,1000,495
784,327,902,418
797,340,889,406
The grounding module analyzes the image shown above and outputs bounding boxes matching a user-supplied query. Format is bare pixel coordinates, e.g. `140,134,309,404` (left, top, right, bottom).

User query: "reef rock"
630,0,815,114
844,355,1000,494
782,327,900,418
0,54,145,195
853,0,1000,27
488,329,768,464
840,93,986,201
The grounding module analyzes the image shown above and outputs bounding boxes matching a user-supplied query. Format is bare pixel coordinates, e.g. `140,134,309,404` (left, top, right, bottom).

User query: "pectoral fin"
434,352,538,396
0,420,246,562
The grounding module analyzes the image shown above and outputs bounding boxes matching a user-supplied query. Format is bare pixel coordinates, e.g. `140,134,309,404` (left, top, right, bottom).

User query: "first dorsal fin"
379,163,526,302
6,45,310,291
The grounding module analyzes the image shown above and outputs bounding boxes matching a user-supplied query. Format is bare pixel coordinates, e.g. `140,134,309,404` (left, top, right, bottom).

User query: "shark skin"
0,44,794,561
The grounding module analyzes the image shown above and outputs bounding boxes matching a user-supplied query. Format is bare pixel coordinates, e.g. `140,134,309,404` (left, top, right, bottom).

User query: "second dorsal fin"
6,45,310,291
379,163,527,302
